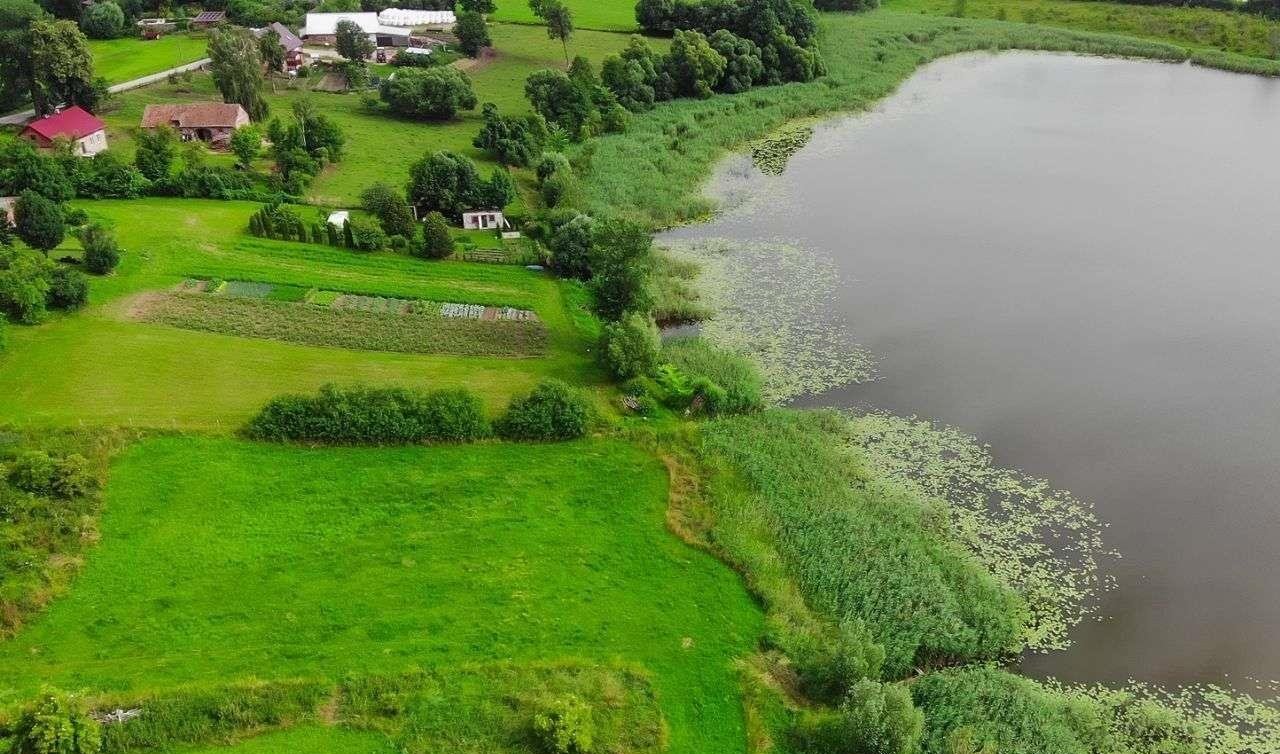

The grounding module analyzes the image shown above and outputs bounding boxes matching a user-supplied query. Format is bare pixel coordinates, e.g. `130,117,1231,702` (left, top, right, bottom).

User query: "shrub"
660,337,763,415
80,1,125,39
346,217,388,251
46,267,89,311
361,182,417,237
6,689,102,754
416,211,455,259
380,66,478,121
783,617,886,704
496,379,589,441
792,680,923,754
533,695,595,754
598,313,659,380
245,384,490,444
78,222,121,274
5,451,93,499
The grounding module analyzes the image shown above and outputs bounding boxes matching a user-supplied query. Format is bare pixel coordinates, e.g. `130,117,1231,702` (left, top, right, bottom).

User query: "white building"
326,210,350,227
377,8,456,28
301,12,410,47
462,210,510,231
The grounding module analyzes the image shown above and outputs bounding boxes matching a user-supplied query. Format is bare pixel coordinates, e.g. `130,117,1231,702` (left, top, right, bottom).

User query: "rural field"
3,0,1280,753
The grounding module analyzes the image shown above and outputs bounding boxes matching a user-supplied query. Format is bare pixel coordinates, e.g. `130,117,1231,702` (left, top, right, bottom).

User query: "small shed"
327,210,350,227
461,210,509,231
190,10,226,28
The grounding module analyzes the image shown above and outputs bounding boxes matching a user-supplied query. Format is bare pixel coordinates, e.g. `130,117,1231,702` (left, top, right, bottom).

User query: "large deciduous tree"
454,9,489,57
379,67,477,121
14,189,65,255
472,103,546,167
334,18,373,61
588,217,652,321
133,125,177,181
667,28,726,99
29,18,102,116
78,0,123,38
523,68,595,140
208,26,269,121
257,28,285,72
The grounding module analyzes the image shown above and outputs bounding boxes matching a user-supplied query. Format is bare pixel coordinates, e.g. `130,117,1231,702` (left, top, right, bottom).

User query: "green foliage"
708,29,763,93
474,102,547,167
815,0,880,8
597,312,659,380
78,0,123,39
346,216,389,251
335,18,376,61
6,690,101,754
456,9,491,56
230,125,263,169
547,212,595,278
6,450,93,499
14,190,64,253
601,35,669,112
416,210,456,259
667,29,726,99
258,28,285,72
783,617,886,705
530,0,574,62
496,378,590,440
793,680,924,754
134,125,178,181
45,266,88,311
534,695,596,754
208,26,269,121
525,68,597,139
246,384,490,444
29,19,102,117
0,245,54,323
660,336,762,415
588,216,651,321
700,411,1028,678
406,150,492,219
0,140,73,203
380,66,478,121
361,182,417,238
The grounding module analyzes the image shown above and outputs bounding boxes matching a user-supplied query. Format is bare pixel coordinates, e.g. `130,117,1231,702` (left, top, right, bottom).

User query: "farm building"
20,106,107,157
140,103,250,148
189,10,226,28
462,210,510,231
301,12,410,48
376,8,456,28
254,22,304,72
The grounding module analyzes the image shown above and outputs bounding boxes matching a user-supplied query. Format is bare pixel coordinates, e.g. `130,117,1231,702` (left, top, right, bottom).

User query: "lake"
661,52,1280,686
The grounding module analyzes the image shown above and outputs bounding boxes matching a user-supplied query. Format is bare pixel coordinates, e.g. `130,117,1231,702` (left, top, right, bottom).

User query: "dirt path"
451,47,501,74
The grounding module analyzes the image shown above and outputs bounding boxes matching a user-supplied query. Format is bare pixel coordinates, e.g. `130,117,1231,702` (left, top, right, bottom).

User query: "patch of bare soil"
451,46,500,73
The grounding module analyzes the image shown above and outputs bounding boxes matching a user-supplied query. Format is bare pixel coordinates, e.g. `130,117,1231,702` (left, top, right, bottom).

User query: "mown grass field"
0,199,601,429
87,33,209,85
886,0,1280,59
0,437,763,754
491,0,641,31
176,726,394,754
96,23,668,205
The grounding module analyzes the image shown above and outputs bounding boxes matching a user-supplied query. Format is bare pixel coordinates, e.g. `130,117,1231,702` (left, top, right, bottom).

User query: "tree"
459,0,496,12
473,103,546,167
257,27,284,72
406,150,484,219
599,312,659,379
530,0,572,63
133,125,177,180
0,139,73,201
547,212,594,279
416,211,455,259
524,68,595,139
334,18,374,61
360,181,417,237
77,221,120,274
793,680,923,754
230,124,262,169
78,0,123,38
7,690,101,754
667,29,726,98
46,265,87,310
380,66,477,120
29,19,102,116
0,245,54,323
208,26,269,121
708,29,763,93
601,52,653,112
588,217,652,320
481,168,515,210
14,190,64,255
0,0,44,113
455,9,490,57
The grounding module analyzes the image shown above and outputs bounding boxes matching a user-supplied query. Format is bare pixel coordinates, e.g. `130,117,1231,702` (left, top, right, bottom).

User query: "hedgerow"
245,384,490,445
495,379,591,441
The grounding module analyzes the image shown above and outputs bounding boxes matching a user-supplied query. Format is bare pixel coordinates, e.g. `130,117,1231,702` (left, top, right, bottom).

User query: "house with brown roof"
254,22,304,73
20,106,108,157
140,103,250,149
190,10,225,28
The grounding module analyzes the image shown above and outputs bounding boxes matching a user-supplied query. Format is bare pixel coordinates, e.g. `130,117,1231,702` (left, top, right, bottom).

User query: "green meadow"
491,0,641,32
0,437,763,754
86,33,209,85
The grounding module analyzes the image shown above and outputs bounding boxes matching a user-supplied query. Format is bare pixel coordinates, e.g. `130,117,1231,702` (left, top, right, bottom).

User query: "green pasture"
87,33,209,85
0,199,601,429
0,437,763,754
175,726,395,754
491,0,641,32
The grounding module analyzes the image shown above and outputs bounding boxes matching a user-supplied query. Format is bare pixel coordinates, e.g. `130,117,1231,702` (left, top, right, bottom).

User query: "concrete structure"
301,12,410,48
462,210,510,231
20,106,107,156
140,103,250,149
376,8,455,28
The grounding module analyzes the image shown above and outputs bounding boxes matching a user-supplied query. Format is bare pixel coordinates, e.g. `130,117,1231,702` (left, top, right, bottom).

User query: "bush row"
245,380,590,444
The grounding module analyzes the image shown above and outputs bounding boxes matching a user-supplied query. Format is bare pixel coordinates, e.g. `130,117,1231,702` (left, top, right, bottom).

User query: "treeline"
1101,0,1280,16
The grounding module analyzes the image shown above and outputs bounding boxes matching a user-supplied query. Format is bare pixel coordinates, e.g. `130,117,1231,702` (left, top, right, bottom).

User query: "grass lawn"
95,24,667,206
886,0,1280,59
0,199,602,429
0,437,764,754
175,726,395,754
88,34,209,85
491,0,640,32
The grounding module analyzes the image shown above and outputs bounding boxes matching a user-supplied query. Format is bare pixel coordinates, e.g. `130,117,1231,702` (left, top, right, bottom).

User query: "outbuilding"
327,210,350,227
255,22,304,72
301,12,410,49
189,10,226,28
140,103,250,149
461,209,510,231
20,106,108,157
376,8,456,28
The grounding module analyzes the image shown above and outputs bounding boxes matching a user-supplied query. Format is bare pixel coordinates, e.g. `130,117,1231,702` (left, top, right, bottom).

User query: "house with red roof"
20,106,108,157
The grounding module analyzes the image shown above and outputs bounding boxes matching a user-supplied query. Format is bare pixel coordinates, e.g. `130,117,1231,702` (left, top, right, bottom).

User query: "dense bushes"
792,680,923,754
473,103,548,168
380,67,478,120
246,384,490,444
0,246,89,324
660,336,762,415
495,379,590,441
406,150,513,220
598,313,659,380
79,0,124,38
533,695,595,754
3,690,101,754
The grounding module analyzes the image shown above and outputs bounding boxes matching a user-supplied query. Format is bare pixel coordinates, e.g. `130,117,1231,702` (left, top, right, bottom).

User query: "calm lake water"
662,52,1280,686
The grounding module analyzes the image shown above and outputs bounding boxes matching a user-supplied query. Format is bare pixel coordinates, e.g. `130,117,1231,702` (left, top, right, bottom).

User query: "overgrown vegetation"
246,384,490,444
